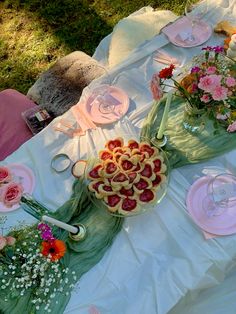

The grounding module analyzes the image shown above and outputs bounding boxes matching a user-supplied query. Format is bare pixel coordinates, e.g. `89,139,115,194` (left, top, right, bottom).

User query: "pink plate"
162,17,212,48
186,176,236,235
84,85,129,125
0,163,35,213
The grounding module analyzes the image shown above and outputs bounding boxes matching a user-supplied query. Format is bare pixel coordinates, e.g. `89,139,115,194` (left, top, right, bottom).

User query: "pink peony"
0,182,23,207
6,236,16,246
211,85,228,101
0,236,7,250
206,66,217,74
0,166,12,184
225,77,236,87
198,74,222,93
227,121,236,132
200,94,211,103
150,73,163,101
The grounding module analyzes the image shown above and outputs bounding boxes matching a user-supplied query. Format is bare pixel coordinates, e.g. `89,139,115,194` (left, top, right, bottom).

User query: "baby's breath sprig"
0,223,77,313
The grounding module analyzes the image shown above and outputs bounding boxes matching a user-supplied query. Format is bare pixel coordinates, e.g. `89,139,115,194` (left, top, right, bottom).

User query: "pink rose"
198,74,222,93
0,166,12,184
200,94,211,103
6,236,16,246
150,73,164,101
0,236,7,250
227,121,236,133
211,85,228,101
0,182,23,207
225,77,236,87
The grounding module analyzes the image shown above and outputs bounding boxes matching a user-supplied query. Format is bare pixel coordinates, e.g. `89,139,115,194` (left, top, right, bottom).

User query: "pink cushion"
0,89,37,161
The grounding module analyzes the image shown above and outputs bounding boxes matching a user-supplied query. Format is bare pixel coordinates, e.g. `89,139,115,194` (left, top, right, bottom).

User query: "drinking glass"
87,65,121,116
203,173,236,217
184,0,208,42
92,85,116,114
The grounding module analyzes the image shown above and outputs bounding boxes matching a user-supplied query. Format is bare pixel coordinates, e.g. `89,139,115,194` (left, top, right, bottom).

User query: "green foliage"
0,0,188,93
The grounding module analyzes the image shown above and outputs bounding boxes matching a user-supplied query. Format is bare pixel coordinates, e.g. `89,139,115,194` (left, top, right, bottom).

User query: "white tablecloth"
2,0,236,313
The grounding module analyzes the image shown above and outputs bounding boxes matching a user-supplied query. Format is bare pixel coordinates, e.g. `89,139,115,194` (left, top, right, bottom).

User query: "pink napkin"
71,102,97,132
203,230,219,240
53,118,85,137
153,49,180,66
162,16,208,45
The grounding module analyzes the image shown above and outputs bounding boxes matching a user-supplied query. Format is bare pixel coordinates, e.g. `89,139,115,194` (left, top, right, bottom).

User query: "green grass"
0,0,188,94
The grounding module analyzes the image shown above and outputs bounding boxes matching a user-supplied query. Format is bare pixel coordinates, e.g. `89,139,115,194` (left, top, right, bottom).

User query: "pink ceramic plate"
0,163,35,213
186,176,236,235
84,85,129,125
162,17,212,48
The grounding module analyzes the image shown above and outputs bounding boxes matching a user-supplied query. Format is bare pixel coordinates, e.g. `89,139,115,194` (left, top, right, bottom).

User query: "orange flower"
41,239,66,262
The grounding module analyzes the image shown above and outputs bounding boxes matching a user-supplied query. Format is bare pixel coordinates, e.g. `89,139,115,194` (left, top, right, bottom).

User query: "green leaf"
5,247,14,259
61,251,70,267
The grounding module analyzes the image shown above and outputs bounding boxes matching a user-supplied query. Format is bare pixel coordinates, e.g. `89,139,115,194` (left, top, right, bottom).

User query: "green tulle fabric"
141,95,236,169
0,179,123,314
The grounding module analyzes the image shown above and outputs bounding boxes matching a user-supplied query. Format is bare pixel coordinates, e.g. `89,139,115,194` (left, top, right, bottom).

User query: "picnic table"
1,0,236,313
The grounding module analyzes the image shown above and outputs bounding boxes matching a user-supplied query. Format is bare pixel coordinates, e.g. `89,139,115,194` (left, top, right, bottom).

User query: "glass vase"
182,103,205,134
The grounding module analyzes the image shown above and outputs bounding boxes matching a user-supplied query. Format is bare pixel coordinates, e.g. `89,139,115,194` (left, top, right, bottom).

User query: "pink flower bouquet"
151,46,236,132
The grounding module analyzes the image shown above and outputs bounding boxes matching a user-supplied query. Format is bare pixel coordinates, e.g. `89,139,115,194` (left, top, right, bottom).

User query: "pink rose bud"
0,236,7,250
0,182,23,207
6,236,16,246
227,121,236,133
150,73,164,101
0,166,12,184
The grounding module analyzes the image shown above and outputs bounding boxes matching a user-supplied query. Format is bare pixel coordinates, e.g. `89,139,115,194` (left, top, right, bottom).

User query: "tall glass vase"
182,102,205,134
